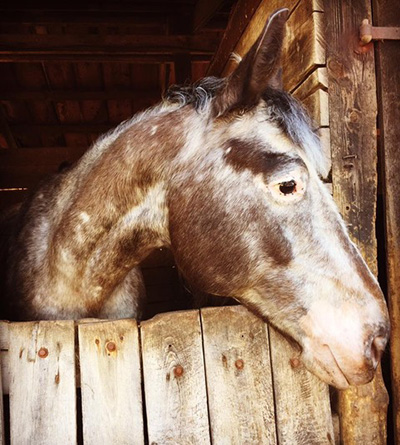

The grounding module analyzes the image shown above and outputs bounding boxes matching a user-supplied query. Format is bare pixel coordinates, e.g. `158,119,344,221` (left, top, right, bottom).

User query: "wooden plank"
281,10,325,91
219,0,298,77
373,0,400,442
0,104,18,149
292,67,328,100
193,0,225,31
201,306,277,445
324,1,389,444
0,34,219,60
0,88,161,102
207,0,264,76
319,127,331,168
0,147,87,189
103,64,133,124
0,10,171,25
0,322,10,396
8,321,76,445
269,327,334,445
0,353,4,445
292,68,329,127
79,319,144,445
213,0,324,93
9,123,110,137
301,89,329,127
140,309,210,444
173,54,192,84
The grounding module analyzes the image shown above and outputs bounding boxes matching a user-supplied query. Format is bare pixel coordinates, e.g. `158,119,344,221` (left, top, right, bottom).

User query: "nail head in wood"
235,359,244,370
106,341,116,352
174,365,184,377
38,347,48,358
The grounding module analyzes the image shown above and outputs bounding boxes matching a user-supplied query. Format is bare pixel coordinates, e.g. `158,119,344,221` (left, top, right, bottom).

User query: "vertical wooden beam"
0,105,18,149
324,1,389,444
173,54,192,85
373,1,400,442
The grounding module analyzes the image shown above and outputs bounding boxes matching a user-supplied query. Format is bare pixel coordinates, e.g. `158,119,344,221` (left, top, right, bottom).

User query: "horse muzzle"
298,299,390,389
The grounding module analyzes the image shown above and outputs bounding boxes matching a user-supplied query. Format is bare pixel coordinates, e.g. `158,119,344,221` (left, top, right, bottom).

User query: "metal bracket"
360,19,400,45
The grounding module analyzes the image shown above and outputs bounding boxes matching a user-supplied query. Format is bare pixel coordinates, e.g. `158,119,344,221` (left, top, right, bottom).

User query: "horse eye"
279,180,297,195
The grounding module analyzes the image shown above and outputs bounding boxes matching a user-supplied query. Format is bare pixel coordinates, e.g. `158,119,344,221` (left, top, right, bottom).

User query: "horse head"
165,9,389,388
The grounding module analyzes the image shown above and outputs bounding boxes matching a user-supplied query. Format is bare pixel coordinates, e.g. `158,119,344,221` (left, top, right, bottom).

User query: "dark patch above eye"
224,138,305,176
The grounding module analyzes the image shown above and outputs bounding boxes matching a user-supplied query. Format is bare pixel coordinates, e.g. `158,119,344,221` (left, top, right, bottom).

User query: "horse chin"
300,345,351,389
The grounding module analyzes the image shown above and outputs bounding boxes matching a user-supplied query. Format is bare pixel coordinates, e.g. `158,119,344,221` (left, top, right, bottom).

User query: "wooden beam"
373,0,400,442
0,147,88,189
193,0,225,32
0,10,176,25
0,54,211,64
325,0,389,444
0,89,162,102
0,104,18,149
207,0,264,76
173,54,192,84
9,124,111,137
0,34,218,63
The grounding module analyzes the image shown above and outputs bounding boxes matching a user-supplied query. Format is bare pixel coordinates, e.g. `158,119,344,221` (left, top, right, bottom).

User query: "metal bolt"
38,347,48,358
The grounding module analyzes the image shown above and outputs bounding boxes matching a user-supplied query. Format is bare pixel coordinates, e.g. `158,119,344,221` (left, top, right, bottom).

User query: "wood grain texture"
0,341,5,445
324,1,389,443
218,0,324,92
79,319,144,445
269,327,334,445
201,306,277,445
8,321,76,445
373,0,400,442
141,310,210,445
221,0,298,77
282,5,325,91
293,68,329,127
0,322,10,395
206,0,264,76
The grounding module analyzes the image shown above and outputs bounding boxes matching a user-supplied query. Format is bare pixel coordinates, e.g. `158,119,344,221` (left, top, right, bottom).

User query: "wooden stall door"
324,1,389,444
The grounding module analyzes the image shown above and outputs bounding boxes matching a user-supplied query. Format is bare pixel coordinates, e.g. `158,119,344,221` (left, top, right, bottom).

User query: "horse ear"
213,8,289,116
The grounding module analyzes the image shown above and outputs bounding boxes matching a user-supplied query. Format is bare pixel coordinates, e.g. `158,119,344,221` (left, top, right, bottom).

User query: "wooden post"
373,0,400,442
324,0,389,444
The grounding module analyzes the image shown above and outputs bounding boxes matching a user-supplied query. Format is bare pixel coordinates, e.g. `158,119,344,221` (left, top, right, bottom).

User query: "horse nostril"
370,336,386,367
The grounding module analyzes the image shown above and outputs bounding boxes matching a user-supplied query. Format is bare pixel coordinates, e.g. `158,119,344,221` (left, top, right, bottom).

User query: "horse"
0,9,389,389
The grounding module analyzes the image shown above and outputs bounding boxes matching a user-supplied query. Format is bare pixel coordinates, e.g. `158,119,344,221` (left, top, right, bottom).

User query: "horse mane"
164,77,330,178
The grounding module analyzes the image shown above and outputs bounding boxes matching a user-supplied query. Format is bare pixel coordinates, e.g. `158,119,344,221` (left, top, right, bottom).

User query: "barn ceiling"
0,0,237,153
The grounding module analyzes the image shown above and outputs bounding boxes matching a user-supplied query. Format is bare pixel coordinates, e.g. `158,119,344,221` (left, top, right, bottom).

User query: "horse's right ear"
213,8,289,117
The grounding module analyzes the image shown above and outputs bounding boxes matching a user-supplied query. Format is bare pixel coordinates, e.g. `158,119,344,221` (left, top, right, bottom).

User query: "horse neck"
49,105,198,293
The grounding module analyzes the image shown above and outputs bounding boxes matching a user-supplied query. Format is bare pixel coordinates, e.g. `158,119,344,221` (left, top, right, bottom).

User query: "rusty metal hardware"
360,19,400,45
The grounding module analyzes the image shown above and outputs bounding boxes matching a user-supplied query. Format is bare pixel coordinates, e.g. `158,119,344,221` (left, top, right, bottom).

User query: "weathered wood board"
8,321,76,445
324,1,389,444
201,306,277,445
140,310,211,445
269,327,334,445
0,308,336,444
78,319,144,445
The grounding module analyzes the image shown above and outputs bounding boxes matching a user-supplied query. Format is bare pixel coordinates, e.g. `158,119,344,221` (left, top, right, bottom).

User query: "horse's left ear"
213,8,289,116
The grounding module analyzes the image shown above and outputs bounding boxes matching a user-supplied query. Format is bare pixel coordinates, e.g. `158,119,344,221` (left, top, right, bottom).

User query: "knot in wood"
235,359,244,370
290,357,301,369
38,347,48,358
174,365,184,377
